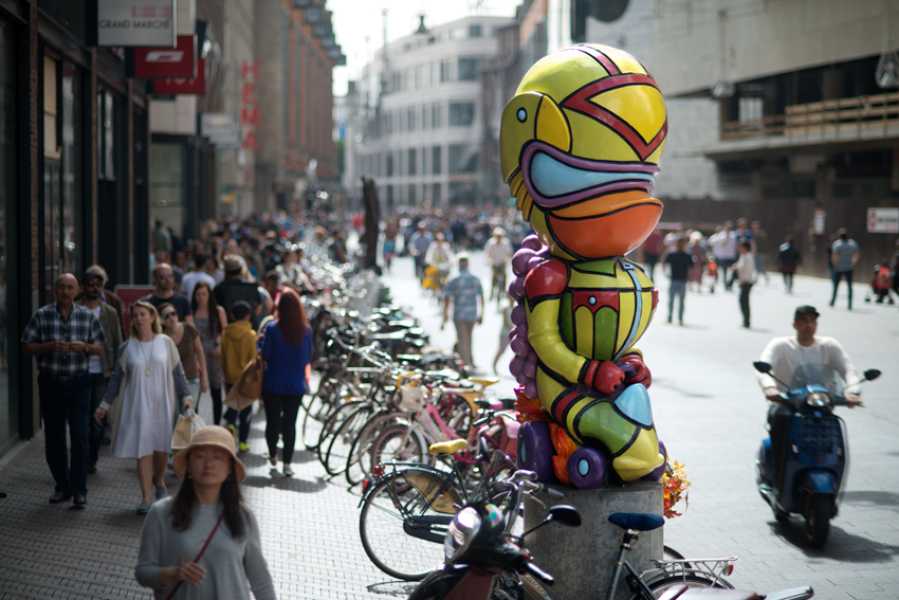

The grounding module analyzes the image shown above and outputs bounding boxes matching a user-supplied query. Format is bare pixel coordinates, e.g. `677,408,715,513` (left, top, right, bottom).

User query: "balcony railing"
721,91,899,142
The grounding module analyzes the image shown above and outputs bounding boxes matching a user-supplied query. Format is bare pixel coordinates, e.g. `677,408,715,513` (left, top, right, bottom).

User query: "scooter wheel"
517,421,555,482
774,507,790,525
567,446,608,489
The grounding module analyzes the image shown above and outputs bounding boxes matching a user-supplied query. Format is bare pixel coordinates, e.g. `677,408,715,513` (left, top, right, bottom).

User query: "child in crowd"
221,301,257,453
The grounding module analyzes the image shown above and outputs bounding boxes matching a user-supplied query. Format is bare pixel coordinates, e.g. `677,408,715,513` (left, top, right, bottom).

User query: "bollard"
523,481,663,600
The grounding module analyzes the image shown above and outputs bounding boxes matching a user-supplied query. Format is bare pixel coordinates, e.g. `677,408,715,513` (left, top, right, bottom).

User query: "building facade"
0,0,151,454
345,15,514,211
584,0,899,271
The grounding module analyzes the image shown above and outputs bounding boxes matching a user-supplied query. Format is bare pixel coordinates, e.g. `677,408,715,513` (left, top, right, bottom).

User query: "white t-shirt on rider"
757,336,860,396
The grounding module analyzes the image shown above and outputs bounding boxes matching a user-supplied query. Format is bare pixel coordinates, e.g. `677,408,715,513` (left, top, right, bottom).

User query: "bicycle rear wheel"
368,422,427,468
359,467,462,581
639,573,733,599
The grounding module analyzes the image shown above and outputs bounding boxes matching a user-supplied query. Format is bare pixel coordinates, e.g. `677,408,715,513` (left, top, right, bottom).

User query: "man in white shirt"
757,305,861,487
484,228,513,302
709,223,738,291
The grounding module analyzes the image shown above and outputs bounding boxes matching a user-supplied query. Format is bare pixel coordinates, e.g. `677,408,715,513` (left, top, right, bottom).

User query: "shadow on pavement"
241,473,327,493
841,490,899,512
653,377,714,399
767,521,899,562
366,580,419,597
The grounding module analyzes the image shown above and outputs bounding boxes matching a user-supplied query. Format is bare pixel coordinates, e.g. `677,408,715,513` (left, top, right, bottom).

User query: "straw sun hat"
173,425,247,482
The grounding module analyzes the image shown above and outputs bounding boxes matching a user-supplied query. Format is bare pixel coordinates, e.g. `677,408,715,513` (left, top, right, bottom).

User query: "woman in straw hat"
135,425,276,600
96,300,193,514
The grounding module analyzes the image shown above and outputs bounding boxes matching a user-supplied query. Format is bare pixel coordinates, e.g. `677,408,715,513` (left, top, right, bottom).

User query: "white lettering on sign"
96,0,175,47
145,50,184,63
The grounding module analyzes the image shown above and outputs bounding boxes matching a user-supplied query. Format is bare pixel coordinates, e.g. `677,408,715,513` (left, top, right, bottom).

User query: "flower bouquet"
662,460,690,518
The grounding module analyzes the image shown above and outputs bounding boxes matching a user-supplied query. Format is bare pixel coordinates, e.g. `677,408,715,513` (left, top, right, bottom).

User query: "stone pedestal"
523,482,663,600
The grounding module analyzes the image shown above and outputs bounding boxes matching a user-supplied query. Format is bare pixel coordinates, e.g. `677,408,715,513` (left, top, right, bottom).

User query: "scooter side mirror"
863,369,881,382
547,505,581,528
753,361,773,374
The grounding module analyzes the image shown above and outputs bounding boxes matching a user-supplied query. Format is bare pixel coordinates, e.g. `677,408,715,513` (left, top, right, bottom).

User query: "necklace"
136,337,154,376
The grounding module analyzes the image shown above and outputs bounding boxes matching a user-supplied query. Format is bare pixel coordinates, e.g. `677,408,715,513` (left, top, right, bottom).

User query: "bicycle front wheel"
359,467,462,581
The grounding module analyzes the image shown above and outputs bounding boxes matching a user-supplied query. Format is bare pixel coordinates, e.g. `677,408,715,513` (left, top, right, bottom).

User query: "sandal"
136,502,151,515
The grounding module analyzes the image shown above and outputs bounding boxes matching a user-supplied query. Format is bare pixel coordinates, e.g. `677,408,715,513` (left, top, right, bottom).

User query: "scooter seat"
608,512,665,532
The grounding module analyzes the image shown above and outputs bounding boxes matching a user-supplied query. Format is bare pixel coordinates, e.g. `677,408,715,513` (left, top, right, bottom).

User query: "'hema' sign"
96,0,176,47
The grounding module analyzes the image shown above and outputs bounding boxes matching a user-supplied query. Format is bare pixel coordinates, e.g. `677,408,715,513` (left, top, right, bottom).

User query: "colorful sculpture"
502,44,668,488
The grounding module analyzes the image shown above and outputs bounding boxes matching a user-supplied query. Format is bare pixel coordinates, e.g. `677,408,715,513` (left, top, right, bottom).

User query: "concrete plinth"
523,482,663,600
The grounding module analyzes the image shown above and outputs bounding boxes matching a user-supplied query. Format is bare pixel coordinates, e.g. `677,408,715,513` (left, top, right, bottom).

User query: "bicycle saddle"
608,512,665,532
428,439,469,456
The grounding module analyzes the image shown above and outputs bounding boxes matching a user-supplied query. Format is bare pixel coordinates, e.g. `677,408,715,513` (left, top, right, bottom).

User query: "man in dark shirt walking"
664,237,695,326
22,274,105,509
143,262,191,320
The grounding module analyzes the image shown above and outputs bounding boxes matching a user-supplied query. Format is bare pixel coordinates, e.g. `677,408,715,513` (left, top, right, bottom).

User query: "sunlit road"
385,249,899,600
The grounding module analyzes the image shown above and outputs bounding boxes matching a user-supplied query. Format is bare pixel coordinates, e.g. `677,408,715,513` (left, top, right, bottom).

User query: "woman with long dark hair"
259,289,313,477
135,425,276,599
188,282,227,424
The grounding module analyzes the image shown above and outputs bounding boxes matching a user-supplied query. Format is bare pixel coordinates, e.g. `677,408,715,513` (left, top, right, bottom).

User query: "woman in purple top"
260,289,313,477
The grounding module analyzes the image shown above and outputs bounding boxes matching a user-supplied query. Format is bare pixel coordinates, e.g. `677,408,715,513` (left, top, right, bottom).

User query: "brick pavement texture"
2,258,899,600
0,401,417,600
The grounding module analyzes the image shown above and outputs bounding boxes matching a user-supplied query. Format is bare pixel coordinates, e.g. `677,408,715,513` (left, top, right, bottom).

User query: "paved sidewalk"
0,397,417,600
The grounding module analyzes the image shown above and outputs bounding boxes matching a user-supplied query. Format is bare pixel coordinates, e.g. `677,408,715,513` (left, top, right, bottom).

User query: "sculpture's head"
500,44,667,260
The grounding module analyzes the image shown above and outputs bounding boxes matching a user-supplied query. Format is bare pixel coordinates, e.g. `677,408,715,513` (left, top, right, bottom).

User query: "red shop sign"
152,58,205,95
134,35,195,79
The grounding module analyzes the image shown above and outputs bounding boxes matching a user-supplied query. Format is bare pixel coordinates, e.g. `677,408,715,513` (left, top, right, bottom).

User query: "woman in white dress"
96,301,193,514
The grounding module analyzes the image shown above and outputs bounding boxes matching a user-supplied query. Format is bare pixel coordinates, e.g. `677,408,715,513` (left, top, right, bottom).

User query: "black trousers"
830,270,853,308
781,271,794,293
209,386,223,425
86,374,108,469
38,373,91,495
262,393,303,463
739,283,753,327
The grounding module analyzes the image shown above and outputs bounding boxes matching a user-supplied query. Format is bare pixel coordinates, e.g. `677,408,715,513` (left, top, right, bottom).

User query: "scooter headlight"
444,506,481,563
806,392,831,407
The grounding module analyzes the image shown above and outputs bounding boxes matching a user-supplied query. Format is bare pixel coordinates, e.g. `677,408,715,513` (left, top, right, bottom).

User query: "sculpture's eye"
516,107,527,123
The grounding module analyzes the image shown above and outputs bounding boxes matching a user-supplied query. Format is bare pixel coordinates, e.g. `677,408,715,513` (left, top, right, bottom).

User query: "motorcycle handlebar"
525,561,555,585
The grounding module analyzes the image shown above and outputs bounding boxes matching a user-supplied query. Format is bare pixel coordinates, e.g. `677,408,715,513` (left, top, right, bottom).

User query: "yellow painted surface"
590,85,666,143
574,307,594,356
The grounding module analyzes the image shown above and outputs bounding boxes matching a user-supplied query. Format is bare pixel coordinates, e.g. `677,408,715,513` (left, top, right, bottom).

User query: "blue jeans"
39,373,91,495
668,280,686,323
223,384,253,444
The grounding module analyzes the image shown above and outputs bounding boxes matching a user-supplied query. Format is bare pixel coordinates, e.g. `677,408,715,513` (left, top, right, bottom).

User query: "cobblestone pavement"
1,253,897,599
0,387,419,599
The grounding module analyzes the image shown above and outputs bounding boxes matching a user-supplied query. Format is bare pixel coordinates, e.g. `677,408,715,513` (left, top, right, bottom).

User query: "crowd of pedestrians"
640,217,899,329
20,211,355,598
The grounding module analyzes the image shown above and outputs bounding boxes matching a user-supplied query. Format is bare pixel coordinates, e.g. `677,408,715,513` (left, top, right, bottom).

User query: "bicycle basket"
399,384,426,411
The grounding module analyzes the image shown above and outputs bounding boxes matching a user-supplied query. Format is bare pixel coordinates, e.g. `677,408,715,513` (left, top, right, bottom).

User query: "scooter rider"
757,305,862,489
